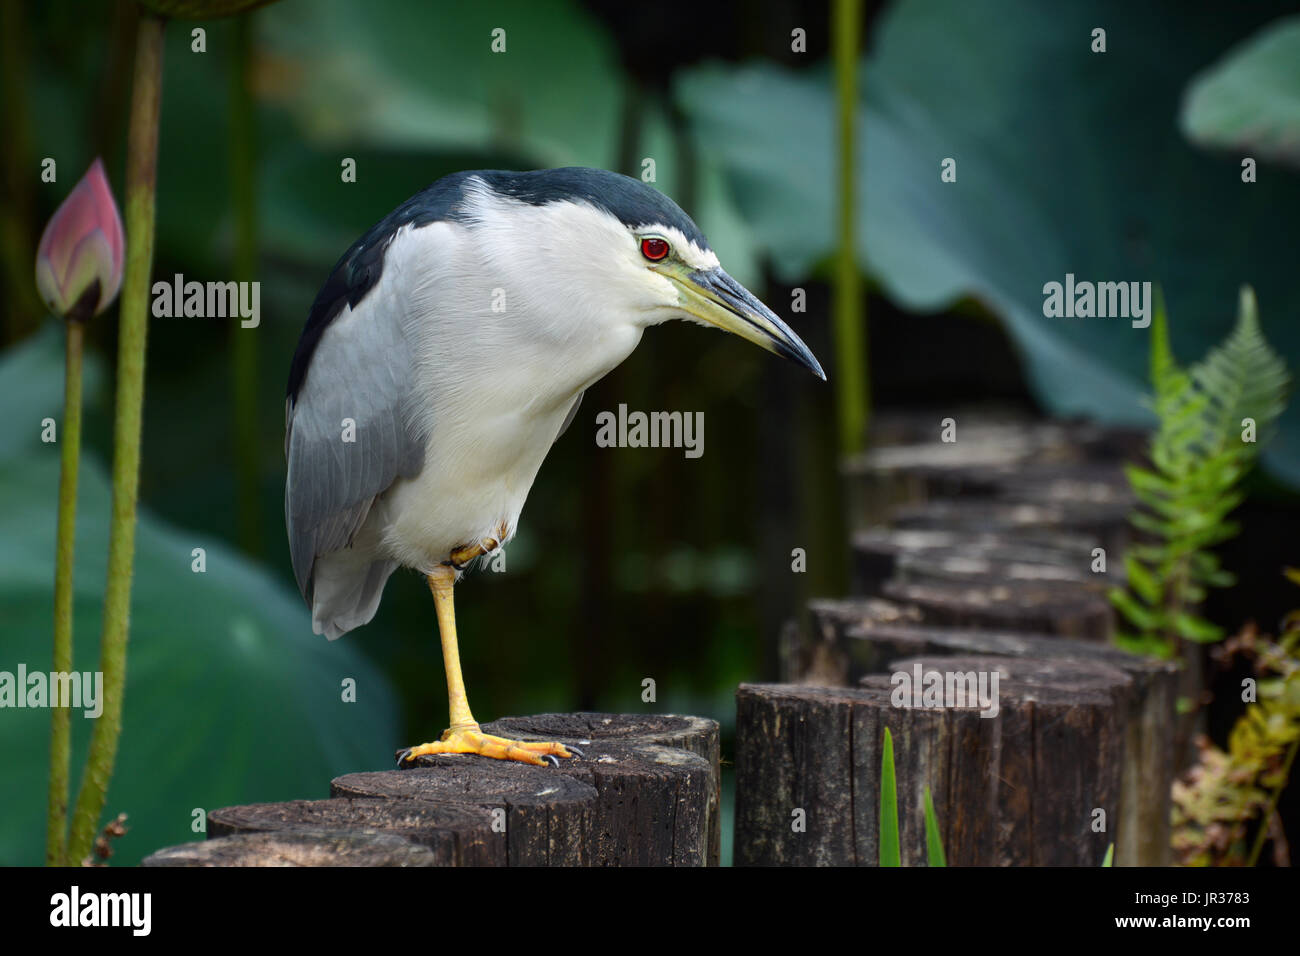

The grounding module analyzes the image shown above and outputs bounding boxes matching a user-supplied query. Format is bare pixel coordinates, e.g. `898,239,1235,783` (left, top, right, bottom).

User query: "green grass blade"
923,785,947,867
1102,843,1114,867
879,727,901,866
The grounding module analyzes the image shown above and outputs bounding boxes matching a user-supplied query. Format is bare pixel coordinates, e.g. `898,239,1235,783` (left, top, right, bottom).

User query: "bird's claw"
394,730,579,768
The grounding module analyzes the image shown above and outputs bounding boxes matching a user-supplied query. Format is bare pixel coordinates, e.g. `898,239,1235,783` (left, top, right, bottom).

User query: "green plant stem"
230,13,260,556
832,0,867,455
1246,736,1299,867
65,9,165,866
47,320,85,866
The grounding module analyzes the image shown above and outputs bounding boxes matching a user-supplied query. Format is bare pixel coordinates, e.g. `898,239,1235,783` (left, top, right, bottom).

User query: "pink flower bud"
35,158,126,321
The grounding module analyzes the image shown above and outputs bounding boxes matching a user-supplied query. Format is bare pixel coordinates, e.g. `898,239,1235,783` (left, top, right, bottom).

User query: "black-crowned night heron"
285,167,824,766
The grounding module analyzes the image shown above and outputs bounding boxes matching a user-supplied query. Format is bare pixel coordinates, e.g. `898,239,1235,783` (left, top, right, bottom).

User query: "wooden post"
881,579,1114,641
853,620,1175,866
206,798,499,866
852,527,1105,597
788,597,921,684
142,831,442,867
482,713,721,865
735,654,1130,866
332,760,596,866
140,713,716,867
790,602,1176,865
887,498,1132,561
842,408,1141,537
779,411,1169,868
481,713,720,779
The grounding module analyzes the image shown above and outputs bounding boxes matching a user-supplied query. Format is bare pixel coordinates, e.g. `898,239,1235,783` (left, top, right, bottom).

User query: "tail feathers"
309,552,398,640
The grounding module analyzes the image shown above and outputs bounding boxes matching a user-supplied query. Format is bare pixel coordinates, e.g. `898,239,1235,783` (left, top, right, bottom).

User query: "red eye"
640,237,670,261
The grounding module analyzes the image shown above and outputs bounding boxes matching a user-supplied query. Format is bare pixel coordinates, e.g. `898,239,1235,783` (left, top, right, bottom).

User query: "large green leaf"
0,326,399,866
677,0,1300,487
256,0,620,167
1181,15,1300,168
252,0,761,286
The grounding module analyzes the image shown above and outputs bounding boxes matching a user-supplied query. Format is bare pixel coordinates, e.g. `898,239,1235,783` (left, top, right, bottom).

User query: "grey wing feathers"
285,294,424,603
555,390,584,442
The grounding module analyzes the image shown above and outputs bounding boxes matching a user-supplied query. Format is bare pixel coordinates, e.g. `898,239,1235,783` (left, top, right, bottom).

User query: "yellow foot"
397,726,581,768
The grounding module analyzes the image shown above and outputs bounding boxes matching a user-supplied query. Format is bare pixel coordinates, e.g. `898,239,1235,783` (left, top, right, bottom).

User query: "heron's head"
461,168,825,380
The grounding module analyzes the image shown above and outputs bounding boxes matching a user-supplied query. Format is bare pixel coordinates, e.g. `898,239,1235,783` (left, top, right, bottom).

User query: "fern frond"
1114,286,1290,656
1192,286,1291,457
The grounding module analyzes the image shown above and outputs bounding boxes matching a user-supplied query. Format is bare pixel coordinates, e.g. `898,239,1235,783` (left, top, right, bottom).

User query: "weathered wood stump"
784,597,922,684
846,417,1081,498
992,461,1136,510
332,760,595,865
843,409,1142,536
335,713,716,866
482,713,721,866
791,602,1176,865
852,527,1106,596
881,578,1114,641
482,712,720,779
735,657,1130,866
794,411,1167,867
887,499,1132,561
142,713,715,867
207,798,498,866
142,831,440,867
803,598,1160,687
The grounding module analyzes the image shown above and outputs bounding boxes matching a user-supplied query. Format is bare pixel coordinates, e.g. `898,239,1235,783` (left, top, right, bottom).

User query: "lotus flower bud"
35,158,125,322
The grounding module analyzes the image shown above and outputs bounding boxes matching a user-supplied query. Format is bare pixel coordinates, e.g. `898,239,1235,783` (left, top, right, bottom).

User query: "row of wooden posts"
737,409,1179,867
144,409,1176,866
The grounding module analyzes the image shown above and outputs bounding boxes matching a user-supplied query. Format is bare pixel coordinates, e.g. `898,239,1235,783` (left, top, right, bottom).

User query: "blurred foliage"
0,328,398,865
1181,15,1300,169
676,0,1300,487
1110,288,1289,657
1172,577,1300,866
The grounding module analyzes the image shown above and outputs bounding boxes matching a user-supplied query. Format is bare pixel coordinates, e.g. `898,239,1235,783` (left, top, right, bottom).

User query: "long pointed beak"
668,267,826,380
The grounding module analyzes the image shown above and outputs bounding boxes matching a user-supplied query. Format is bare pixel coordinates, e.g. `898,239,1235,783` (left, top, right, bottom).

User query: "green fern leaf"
1114,285,1289,656
1174,613,1225,644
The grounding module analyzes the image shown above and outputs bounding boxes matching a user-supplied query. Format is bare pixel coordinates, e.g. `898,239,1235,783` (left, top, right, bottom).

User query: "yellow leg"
429,565,476,732
397,565,579,768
